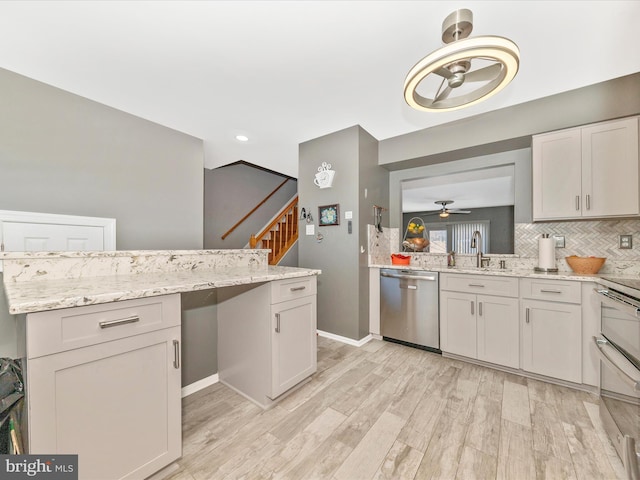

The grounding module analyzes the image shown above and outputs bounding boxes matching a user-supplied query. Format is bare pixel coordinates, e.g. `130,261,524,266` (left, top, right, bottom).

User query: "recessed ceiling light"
235,135,249,142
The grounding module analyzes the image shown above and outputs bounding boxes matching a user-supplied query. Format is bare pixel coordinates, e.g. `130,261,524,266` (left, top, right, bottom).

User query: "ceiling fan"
425,200,471,218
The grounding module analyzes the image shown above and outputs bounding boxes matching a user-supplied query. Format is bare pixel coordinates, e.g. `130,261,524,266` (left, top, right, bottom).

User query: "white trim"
181,373,219,398
317,330,373,347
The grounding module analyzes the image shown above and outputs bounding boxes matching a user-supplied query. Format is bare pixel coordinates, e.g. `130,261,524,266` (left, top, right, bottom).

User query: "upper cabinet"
532,117,639,221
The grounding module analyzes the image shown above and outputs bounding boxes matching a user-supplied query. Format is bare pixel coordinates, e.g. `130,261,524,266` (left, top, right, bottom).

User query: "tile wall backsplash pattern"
515,220,640,274
378,220,640,276
367,225,399,265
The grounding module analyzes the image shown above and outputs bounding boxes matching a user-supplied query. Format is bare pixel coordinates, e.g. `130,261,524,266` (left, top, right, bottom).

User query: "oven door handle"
593,336,640,392
594,288,640,318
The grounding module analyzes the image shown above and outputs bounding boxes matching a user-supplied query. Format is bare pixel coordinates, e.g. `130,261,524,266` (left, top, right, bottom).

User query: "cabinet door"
582,117,639,217
477,295,519,368
532,128,582,220
521,300,582,383
28,327,182,480
440,291,476,358
271,295,317,399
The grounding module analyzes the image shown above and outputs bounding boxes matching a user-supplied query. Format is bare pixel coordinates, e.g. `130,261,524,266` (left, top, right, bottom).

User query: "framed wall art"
318,204,340,226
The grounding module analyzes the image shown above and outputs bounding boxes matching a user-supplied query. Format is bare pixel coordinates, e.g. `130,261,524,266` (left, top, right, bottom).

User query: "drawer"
271,276,317,304
440,273,519,298
26,294,181,359
520,278,581,304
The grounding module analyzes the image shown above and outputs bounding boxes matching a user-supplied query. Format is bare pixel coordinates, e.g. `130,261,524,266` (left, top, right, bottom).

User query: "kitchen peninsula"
1,249,320,480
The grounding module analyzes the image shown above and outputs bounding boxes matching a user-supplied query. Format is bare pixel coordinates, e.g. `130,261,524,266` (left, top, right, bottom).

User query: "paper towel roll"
538,236,556,269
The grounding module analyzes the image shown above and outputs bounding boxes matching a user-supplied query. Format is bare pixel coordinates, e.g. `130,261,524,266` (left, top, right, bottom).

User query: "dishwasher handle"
380,271,437,281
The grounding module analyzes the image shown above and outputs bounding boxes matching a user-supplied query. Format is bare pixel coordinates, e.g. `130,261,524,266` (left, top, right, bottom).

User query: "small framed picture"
318,204,340,226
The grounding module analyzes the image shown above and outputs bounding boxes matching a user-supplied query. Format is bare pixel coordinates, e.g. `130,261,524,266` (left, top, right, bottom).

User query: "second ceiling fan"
426,200,471,218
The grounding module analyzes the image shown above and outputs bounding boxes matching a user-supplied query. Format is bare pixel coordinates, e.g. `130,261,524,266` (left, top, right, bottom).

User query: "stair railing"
250,196,298,264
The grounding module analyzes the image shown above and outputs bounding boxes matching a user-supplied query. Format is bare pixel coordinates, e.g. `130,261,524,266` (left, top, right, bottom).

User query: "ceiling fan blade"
433,67,453,79
464,63,502,82
434,85,452,103
449,210,471,214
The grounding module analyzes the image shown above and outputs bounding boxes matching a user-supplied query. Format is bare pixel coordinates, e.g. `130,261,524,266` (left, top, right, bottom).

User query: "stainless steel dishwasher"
380,269,440,352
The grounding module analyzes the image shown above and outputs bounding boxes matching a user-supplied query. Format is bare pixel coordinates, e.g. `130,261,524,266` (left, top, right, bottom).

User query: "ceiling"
402,165,515,213
0,1,638,178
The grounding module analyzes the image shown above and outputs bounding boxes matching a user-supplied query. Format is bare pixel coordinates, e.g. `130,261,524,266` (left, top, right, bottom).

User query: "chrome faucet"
471,230,483,267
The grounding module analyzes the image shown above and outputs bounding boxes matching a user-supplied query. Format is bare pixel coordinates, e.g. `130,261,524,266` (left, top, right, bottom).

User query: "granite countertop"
369,263,624,283
3,265,320,315
2,250,321,315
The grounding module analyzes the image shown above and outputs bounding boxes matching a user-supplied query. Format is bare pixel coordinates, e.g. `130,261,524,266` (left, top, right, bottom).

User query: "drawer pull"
540,289,562,294
173,340,180,369
275,313,281,333
468,283,485,287
99,315,140,329
290,286,307,292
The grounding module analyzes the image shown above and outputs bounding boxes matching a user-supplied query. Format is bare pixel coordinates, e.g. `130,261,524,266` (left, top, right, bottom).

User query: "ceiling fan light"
439,211,450,218
404,35,520,112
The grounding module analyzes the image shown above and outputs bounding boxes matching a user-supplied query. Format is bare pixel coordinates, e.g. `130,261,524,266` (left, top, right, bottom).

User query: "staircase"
250,196,298,265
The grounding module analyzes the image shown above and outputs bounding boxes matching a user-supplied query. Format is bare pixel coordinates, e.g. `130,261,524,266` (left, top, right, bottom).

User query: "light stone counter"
1,250,321,314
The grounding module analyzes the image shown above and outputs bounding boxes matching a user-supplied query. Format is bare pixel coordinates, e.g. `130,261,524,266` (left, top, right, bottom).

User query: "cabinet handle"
586,194,591,210
99,315,140,329
525,307,530,324
275,313,281,333
540,289,562,294
478,302,483,316
576,195,580,211
471,302,475,315
468,283,485,288
290,286,306,292
173,340,180,369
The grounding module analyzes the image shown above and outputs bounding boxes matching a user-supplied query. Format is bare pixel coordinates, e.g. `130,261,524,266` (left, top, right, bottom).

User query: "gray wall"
299,126,388,341
0,68,206,386
204,163,298,251
380,72,640,170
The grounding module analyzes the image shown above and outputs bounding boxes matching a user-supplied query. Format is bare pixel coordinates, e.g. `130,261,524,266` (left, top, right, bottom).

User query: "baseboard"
317,330,373,347
181,373,219,398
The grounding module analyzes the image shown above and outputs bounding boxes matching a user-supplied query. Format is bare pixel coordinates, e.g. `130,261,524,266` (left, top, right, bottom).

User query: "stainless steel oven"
595,279,640,480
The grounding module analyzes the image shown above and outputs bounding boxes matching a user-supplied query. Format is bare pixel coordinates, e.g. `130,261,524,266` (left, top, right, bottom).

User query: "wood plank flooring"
164,337,626,480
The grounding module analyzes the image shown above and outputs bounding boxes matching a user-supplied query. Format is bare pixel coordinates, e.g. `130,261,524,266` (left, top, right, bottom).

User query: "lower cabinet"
440,274,519,369
218,276,317,408
24,295,182,480
520,278,583,383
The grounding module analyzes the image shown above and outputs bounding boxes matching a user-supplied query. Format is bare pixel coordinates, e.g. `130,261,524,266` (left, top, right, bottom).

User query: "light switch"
553,235,565,248
306,224,315,235
345,211,353,219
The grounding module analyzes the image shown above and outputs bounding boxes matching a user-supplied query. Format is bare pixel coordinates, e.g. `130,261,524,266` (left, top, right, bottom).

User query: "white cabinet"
520,278,582,383
218,276,317,408
440,273,519,368
24,295,182,480
532,116,639,220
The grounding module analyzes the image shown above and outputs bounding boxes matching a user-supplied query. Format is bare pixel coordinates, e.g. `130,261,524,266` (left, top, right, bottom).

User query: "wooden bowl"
565,256,606,274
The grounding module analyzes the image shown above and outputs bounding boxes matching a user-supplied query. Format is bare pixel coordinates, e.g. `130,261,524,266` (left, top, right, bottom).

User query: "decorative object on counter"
391,254,411,265
565,255,606,274
403,217,429,252
447,251,456,267
318,204,339,226
404,8,520,113
534,233,558,272
313,162,335,189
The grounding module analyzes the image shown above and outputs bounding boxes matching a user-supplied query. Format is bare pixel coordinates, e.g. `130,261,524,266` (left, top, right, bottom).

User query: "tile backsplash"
369,219,640,276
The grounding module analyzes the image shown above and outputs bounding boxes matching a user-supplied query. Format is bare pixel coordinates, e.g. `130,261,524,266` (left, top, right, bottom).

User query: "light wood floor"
165,337,626,480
